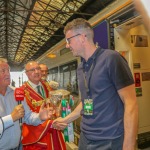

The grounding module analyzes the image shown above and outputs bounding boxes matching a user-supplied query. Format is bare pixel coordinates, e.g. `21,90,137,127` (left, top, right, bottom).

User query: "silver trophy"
49,89,70,118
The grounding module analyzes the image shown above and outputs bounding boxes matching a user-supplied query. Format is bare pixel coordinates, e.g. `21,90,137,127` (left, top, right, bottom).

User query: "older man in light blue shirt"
0,58,52,150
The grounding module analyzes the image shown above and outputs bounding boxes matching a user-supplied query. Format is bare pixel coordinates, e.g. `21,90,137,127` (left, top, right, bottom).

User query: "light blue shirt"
0,86,42,150
0,117,4,139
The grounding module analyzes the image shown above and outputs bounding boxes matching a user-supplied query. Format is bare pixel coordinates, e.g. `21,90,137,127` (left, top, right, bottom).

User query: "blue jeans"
79,132,124,150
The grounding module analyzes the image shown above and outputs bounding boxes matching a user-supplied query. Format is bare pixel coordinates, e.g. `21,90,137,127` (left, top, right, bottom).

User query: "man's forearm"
118,84,139,150
64,102,82,124
23,100,42,125
123,104,138,150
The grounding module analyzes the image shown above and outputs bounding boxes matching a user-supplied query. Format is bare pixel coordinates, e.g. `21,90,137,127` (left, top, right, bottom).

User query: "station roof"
0,0,115,71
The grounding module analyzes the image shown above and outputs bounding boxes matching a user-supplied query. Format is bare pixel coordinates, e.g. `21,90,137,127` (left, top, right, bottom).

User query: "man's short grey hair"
64,18,94,39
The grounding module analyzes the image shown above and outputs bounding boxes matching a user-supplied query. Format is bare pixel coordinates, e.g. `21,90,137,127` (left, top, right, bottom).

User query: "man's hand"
39,102,53,120
11,104,25,122
52,117,68,130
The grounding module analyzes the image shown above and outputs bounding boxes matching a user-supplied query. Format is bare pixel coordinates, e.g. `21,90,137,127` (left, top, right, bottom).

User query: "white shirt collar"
28,80,42,90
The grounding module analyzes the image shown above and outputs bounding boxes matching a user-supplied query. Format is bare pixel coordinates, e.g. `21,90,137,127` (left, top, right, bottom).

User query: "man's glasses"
26,67,41,72
66,34,81,44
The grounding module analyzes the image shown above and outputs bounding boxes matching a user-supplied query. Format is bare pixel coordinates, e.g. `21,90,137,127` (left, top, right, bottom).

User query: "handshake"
11,103,68,130
52,117,68,131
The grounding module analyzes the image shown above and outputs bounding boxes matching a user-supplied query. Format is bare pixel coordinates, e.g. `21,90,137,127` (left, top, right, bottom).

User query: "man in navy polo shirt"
54,18,138,150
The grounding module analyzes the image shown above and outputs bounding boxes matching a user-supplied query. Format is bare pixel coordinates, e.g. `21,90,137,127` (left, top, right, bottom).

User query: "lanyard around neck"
82,48,101,98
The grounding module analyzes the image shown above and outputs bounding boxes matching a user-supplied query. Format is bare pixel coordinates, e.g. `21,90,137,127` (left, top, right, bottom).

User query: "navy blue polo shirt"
77,47,134,140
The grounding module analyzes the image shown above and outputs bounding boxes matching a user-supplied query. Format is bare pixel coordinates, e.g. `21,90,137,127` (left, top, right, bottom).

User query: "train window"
59,60,78,95
48,67,58,82
48,60,78,95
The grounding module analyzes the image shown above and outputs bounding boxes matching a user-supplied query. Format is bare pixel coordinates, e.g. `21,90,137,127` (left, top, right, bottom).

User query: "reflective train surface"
36,0,150,149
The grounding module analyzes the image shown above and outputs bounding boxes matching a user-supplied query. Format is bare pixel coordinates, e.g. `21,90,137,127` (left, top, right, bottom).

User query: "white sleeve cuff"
2,115,14,129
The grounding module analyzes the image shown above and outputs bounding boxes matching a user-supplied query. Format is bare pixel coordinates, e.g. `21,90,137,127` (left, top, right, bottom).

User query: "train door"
114,15,150,148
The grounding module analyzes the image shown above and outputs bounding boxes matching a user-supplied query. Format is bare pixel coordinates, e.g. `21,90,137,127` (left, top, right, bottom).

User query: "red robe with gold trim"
21,80,66,150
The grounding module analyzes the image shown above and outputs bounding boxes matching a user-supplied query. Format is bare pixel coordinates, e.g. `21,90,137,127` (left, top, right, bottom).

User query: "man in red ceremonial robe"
21,61,66,150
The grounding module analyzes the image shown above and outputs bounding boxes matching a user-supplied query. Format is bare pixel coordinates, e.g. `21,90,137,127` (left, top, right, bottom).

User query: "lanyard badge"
84,99,93,115
82,48,101,116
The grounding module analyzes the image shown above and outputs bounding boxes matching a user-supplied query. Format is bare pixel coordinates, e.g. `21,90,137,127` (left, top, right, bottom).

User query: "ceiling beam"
0,9,93,16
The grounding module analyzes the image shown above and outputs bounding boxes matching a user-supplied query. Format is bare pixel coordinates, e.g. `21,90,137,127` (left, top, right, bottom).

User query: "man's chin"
5,82,10,86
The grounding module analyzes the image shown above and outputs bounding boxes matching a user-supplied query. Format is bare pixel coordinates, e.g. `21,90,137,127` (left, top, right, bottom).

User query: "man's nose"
66,42,70,48
35,68,40,73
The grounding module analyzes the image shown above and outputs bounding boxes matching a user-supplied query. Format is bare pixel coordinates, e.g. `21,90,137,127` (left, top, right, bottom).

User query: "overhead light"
47,54,56,58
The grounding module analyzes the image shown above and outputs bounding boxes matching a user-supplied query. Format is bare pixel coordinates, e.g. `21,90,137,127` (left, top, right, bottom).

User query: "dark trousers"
79,132,124,150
